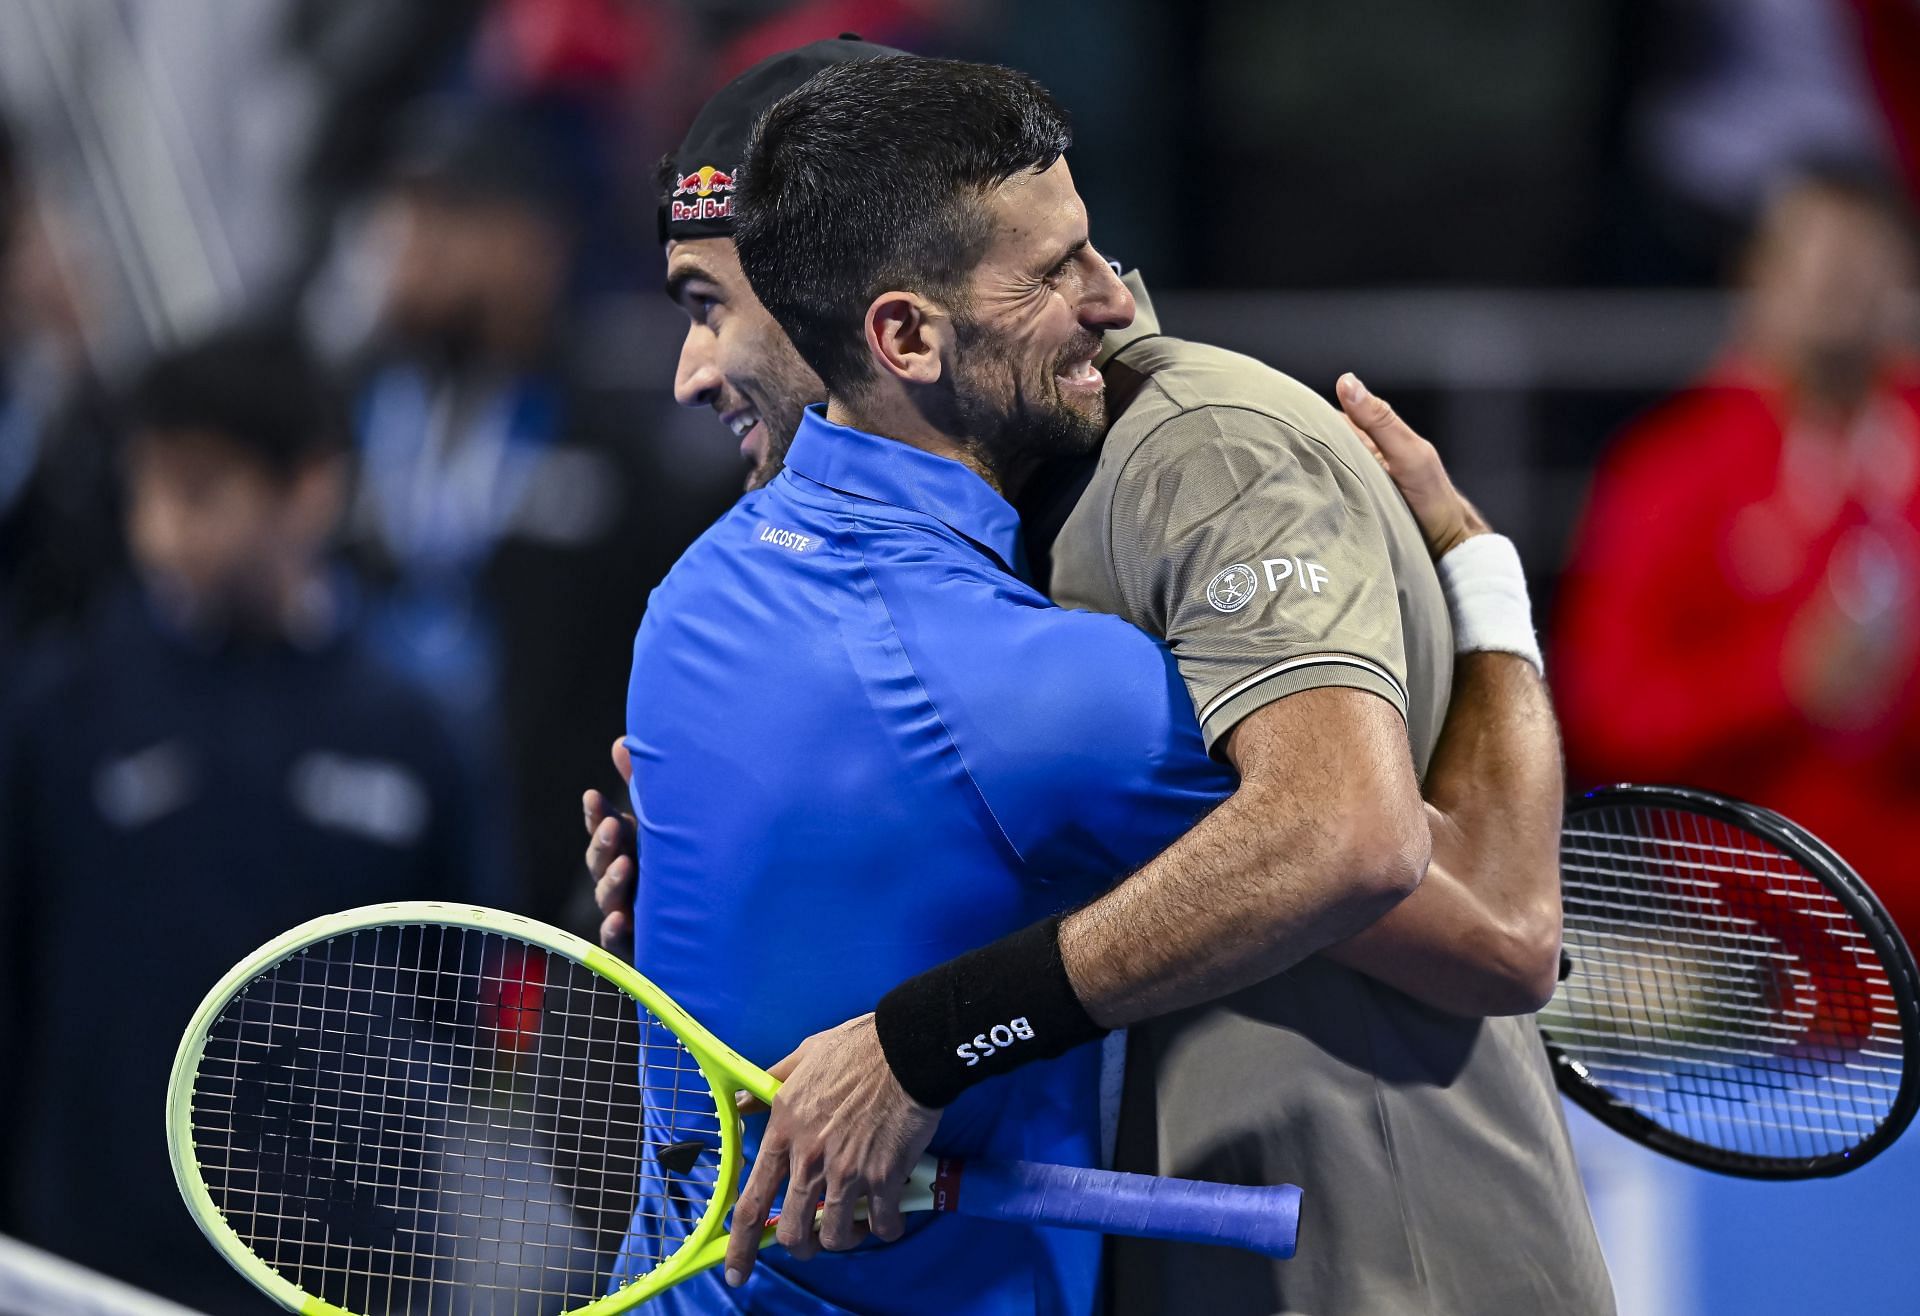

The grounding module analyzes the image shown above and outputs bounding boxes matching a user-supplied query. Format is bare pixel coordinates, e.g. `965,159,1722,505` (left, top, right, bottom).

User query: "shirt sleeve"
1109,404,1411,753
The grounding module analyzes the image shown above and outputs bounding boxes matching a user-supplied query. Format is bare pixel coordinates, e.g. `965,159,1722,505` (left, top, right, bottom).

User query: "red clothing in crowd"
1555,359,1920,944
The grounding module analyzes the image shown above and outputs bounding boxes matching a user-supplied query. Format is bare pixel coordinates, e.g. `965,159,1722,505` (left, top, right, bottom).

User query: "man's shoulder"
649,485,834,598
1110,335,1334,428
636,481,1067,735
1103,337,1363,481
1052,339,1379,617
834,526,1185,757
649,481,1024,627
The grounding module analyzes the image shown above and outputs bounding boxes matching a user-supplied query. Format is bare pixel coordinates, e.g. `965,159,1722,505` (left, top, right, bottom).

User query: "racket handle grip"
945,1158,1300,1260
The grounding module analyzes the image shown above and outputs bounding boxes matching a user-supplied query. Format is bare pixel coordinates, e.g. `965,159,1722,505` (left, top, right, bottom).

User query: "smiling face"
666,237,825,490
943,158,1135,469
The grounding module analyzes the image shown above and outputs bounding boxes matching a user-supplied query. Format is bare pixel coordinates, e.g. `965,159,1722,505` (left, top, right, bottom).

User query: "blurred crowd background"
0,1,1916,1313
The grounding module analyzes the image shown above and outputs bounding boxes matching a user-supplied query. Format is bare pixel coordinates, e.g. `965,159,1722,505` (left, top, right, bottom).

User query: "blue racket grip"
941,1159,1300,1260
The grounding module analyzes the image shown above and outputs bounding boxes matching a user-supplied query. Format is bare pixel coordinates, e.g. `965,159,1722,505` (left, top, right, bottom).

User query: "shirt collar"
1097,268,1163,366
780,406,1026,575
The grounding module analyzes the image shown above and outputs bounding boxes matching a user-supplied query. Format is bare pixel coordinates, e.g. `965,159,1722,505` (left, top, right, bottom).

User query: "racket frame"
1545,783,1920,1179
166,901,772,1315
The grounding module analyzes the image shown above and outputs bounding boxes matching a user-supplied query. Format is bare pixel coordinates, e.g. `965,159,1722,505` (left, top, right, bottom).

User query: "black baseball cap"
658,35,905,245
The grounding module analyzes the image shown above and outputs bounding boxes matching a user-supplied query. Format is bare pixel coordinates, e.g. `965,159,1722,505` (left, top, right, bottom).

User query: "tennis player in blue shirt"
614,398,1238,1313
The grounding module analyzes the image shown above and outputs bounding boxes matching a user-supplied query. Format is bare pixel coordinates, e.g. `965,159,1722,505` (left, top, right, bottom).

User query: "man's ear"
863,291,955,387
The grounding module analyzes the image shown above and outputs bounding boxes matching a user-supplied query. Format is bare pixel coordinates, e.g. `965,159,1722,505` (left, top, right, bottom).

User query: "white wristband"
1434,533,1544,675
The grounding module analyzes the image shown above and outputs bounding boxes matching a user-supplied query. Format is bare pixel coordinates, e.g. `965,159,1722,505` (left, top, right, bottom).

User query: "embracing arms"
1062,683,1425,1025
579,378,1565,1280
1314,378,1563,1016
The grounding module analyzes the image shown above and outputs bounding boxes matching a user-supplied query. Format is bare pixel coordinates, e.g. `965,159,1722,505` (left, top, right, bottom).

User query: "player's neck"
824,394,1011,494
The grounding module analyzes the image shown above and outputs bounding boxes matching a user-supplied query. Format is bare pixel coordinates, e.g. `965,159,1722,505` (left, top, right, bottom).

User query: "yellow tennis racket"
167,902,1301,1315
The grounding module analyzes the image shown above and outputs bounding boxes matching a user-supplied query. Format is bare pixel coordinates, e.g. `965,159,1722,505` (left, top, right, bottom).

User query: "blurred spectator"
1636,0,1890,231
0,119,122,664
290,0,492,284
341,101,728,923
0,322,498,1314
1556,164,1920,942
1846,0,1920,206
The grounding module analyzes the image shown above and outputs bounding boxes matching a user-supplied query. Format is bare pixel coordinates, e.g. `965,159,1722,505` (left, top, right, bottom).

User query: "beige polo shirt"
1045,275,1614,1316
1052,282,1450,768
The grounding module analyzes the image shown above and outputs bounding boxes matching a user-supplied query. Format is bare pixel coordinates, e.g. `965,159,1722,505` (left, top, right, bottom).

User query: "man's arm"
1073,374,1562,1021
579,391,1541,1015
717,681,1426,1283
1061,685,1427,1023
1071,381,1564,1023
1318,653,1562,1015
1311,376,1563,1015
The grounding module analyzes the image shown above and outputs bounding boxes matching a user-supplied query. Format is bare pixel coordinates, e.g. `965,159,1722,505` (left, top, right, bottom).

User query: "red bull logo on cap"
673,165,736,198
670,164,737,225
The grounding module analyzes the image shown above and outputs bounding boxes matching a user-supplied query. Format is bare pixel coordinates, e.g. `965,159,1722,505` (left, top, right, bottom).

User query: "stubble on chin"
743,408,805,492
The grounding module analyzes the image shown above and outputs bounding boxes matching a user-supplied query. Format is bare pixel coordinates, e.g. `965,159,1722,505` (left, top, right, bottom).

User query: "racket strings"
1544,805,1906,1164
187,926,723,1315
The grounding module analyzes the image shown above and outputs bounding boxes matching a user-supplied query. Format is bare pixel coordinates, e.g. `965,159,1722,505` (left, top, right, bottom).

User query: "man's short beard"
1008,391,1104,460
742,324,828,490
951,319,1106,474
746,393,807,491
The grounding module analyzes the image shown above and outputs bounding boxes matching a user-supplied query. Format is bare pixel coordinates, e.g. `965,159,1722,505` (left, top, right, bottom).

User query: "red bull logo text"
670,163,737,224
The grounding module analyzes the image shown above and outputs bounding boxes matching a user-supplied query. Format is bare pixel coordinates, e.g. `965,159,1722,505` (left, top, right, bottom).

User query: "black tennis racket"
1541,783,1920,1178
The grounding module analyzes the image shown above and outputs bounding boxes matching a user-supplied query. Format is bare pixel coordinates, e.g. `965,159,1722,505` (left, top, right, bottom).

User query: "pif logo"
1206,563,1259,613
1206,556,1331,613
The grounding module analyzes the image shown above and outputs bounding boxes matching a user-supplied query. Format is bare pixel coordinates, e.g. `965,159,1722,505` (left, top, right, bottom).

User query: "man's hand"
723,1014,938,1287
581,738,637,951
1338,372,1490,559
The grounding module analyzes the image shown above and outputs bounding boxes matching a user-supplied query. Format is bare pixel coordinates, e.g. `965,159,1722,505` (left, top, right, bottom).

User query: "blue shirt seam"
841,531,1032,869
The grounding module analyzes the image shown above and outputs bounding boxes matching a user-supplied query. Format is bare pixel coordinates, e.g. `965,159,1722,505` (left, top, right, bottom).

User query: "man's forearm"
1057,687,1430,1028
1322,651,1564,1014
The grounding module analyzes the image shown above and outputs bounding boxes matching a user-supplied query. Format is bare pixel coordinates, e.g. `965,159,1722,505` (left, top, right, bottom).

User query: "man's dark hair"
733,56,1071,396
129,321,346,478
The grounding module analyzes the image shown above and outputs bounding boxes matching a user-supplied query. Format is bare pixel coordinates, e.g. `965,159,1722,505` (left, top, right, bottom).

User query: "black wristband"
873,914,1107,1109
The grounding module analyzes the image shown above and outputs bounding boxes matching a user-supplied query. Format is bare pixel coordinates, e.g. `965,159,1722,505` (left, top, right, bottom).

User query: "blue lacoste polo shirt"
614,407,1232,1315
